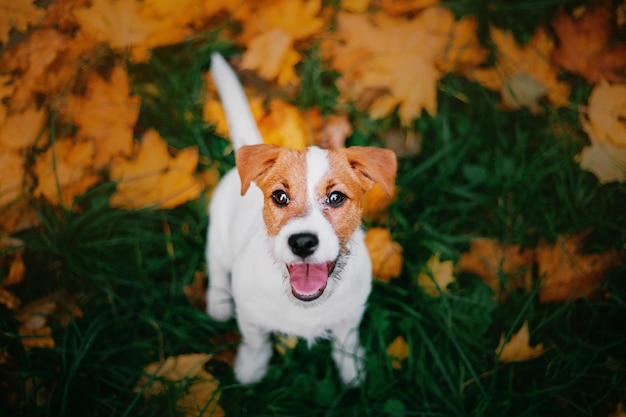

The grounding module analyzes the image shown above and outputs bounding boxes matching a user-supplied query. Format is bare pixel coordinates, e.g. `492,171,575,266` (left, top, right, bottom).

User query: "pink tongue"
288,263,328,295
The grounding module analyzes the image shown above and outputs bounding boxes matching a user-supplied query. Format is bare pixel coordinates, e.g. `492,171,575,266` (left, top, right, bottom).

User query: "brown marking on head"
319,147,398,247
236,144,309,236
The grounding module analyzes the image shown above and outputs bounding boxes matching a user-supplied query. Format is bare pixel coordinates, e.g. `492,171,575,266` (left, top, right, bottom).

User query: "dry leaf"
33,138,100,207
417,253,456,296
316,114,353,150
609,403,626,417
0,151,25,207
63,65,140,168
552,4,626,83
457,238,534,296
110,130,202,209
241,28,300,85
581,79,626,148
364,227,403,282
577,136,626,183
0,0,45,45
377,0,440,14
468,26,570,111
496,321,545,363
275,333,299,356
0,288,21,310
537,233,624,302
5,250,26,287
361,183,395,222
0,106,46,150
341,0,370,13
139,353,224,417
386,335,409,370
258,99,312,150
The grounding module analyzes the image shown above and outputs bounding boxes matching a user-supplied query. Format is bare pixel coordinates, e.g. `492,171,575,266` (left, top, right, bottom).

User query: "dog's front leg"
234,321,272,384
330,320,366,386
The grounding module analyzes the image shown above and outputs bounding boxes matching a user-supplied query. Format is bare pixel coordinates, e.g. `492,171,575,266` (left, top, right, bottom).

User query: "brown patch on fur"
237,145,308,236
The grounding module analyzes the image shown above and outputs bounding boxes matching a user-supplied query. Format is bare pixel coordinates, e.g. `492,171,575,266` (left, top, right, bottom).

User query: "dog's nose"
288,233,319,257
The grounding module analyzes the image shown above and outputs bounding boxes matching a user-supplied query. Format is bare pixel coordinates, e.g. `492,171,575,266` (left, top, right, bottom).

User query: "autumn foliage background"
1,0,625,416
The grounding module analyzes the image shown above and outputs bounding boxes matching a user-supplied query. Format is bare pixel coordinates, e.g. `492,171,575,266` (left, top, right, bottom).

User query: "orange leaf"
0,106,46,150
139,353,224,417
0,151,26,207
364,227,403,282
386,335,409,370
63,65,140,168
33,138,100,207
0,0,45,45
378,0,440,14
258,99,312,150
110,130,202,209
496,321,545,363
457,238,534,296
361,183,394,222
417,253,456,297
536,233,624,303
241,28,301,85
0,288,21,310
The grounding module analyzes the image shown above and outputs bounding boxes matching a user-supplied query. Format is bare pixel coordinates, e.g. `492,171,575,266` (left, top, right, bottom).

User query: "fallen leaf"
457,238,534,296
361,183,395,222
0,0,45,45
139,353,224,417
341,0,370,13
468,26,570,111
258,99,312,150
377,0,440,14
183,271,206,309
5,250,26,287
577,136,626,183
581,79,626,148
609,403,626,417
417,253,456,296
552,4,626,83
0,288,21,310
0,151,26,207
33,138,100,207
275,333,299,356
496,321,545,363
364,227,403,282
436,15,488,75
110,129,202,209
536,233,624,302
241,28,301,85
316,114,353,150
386,335,409,370
63,65,140,168
41,0,90,32
0,106,46,150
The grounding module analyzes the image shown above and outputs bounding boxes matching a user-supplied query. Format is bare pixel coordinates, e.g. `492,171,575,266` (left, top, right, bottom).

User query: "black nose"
288,233,319,257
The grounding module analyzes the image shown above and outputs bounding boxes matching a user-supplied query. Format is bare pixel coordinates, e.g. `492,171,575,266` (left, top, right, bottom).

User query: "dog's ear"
236,144,282,195
342,146,397,197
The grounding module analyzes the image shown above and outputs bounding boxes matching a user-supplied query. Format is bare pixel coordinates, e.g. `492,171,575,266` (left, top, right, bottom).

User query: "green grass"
2,2,626,416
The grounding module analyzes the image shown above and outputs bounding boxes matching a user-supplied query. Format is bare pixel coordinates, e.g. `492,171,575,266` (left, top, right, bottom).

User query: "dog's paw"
234,343,272,384
206,289,234,321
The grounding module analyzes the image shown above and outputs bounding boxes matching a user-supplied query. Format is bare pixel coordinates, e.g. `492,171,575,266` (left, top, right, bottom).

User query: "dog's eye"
326,191,347,208
271,190,290,207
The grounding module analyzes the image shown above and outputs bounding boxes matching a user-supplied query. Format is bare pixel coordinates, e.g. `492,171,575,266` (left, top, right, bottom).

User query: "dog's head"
236,144,397,303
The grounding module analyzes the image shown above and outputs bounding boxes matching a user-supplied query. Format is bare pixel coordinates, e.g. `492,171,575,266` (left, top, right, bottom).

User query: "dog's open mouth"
287,261,336,301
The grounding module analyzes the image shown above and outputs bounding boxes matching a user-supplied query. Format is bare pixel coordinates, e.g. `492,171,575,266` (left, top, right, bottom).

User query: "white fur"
206,54,371,385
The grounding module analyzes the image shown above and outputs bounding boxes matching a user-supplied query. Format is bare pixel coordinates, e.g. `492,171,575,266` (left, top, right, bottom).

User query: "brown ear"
235,144,283,195
341,146,397,197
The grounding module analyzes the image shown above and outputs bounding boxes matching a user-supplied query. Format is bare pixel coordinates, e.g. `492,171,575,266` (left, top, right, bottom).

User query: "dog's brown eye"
326,191,347,208
271,190,290,207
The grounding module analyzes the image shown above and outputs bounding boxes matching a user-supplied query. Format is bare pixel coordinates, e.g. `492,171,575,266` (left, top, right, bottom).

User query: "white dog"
206,53,397,385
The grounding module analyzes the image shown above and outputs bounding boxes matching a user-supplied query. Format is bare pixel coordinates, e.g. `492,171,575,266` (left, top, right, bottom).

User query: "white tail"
210,53,263,149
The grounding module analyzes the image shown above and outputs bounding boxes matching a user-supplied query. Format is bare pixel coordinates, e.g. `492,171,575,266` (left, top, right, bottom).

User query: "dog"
205,53,397,385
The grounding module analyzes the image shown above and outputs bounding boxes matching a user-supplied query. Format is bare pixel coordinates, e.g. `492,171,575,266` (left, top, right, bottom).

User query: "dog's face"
236,145,397,304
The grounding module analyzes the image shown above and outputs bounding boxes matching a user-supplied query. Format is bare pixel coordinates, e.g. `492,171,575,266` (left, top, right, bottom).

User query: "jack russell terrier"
206,53,397,385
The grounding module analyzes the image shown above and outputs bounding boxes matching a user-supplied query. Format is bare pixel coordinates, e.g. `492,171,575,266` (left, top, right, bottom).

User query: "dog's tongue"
287,263,328,298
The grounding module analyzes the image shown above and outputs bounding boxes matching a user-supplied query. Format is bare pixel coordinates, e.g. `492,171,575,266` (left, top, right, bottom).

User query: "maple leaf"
0,106,46,150
0,0,45,45
41,0,90,32
330,7,460,123
240,28,301,85
109,130,202,209
552,4,626,84
0,152,25,208
577,137,626,183
364,227,403,282
457,238,534,296
258,99,312,150
63,65,140,168
417,252,456,297
361,183,395,222
581,79,626,148
536,233,624,302
387,335,409,370
316,114,353,150
496,321,545,363
139,353,224,417
468,26,570,112
33,138,100,207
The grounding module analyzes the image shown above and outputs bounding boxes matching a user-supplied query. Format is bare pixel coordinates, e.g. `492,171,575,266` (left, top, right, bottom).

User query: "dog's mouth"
286,261,336,302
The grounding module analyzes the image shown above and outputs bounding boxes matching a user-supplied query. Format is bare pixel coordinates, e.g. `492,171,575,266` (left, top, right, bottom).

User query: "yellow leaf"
496,321,545,363
0,151,25,207
241,28,301,85
0,0,45,45
361,183,394,222
577,136,626,183
6,250,26,287
275,333,299,356
139,353,224,417
0,106,46,150
258,99,311,150
386,335,409,370
378,0,440,14
417,253,455,296
364,227,403,282
581,79,626,148
63,65,140,168
110,130,202,209
340,0,370,12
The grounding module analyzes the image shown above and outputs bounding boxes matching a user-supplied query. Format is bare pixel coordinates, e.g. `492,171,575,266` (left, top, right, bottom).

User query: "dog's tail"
210,53,263,149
